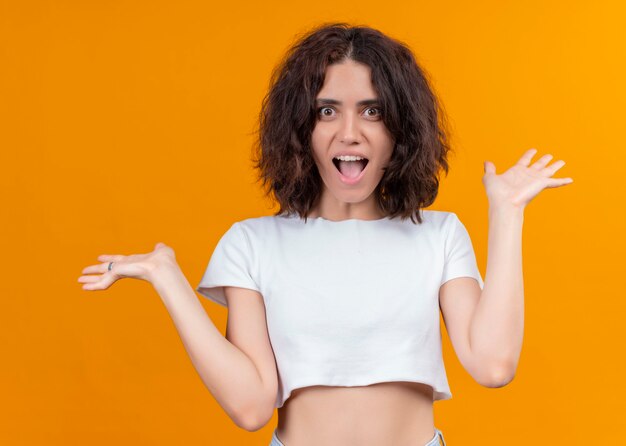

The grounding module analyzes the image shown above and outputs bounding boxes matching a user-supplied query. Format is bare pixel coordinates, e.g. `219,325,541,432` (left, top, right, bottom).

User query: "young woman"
78,23,573,446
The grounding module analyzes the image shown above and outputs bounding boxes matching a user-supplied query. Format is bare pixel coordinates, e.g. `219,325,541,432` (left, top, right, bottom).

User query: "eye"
317,106,335,117
365,107,382,118
317,106,382,119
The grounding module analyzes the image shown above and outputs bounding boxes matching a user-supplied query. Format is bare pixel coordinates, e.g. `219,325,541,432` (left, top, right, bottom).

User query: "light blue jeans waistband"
269,427,447,446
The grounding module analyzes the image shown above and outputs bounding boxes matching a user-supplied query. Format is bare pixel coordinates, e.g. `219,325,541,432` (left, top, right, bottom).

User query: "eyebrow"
315,98,380,106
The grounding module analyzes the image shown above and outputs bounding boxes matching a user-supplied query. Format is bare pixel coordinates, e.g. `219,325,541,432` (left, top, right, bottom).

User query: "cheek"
310,129,331,161
385,141,395,161
372,135,395,162
312,125,333,143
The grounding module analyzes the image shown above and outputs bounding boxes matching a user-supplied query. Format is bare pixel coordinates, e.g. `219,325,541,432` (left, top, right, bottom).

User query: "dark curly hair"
251,22,453,224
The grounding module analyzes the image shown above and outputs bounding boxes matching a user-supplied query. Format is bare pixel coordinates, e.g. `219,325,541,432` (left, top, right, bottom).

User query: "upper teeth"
334,155,365,161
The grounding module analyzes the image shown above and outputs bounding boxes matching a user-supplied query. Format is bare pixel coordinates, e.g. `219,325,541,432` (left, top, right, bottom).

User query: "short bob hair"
252,22,452,224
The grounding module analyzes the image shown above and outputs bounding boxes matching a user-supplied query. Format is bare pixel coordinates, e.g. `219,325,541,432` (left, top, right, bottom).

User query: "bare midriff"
275,381,436,446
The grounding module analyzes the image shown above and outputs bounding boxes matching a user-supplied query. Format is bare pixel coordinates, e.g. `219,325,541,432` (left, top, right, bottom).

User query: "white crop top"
195,210,484,408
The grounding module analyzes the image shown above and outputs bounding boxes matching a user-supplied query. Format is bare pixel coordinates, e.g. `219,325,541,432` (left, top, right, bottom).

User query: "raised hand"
78,242,177,291
482,148,574,210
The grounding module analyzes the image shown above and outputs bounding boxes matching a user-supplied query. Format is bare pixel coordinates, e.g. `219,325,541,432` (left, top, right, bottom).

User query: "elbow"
234,413,261,433
239,414,272,433
478,361,517,388
237,403,275,432
234,381,277,432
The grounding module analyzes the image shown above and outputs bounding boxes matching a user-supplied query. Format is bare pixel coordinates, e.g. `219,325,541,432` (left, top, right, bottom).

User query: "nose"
339,112,361,145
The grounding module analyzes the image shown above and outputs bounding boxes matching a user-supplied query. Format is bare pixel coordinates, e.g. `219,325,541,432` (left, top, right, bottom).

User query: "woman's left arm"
470,148,574,383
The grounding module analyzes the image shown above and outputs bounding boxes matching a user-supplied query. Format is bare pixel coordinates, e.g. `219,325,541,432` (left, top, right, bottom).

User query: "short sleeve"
195,222,261,307
441,213,484,290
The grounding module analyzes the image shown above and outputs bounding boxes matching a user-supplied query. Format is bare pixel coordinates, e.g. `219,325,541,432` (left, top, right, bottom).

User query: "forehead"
316,60,376,99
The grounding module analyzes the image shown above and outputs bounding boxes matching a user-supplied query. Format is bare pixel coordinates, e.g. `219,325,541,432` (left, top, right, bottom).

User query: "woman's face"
310,59,395,218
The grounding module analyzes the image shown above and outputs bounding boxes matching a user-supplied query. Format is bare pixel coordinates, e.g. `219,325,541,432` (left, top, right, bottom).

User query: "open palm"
482,148,574,209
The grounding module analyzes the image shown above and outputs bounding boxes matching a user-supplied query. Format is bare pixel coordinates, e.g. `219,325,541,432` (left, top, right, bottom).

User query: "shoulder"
419,209,458,231
236,214,287,232
233,214,294,245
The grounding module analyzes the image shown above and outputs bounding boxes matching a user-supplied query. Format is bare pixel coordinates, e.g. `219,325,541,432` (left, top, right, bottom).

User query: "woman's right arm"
151,263,267,430
79,243,266,431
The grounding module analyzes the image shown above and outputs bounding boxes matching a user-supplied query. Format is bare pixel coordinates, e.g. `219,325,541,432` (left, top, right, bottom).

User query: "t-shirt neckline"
284,213,393,223
308,216,389,223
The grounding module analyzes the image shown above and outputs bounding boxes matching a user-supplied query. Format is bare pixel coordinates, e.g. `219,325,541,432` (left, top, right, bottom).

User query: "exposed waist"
276,382,435,445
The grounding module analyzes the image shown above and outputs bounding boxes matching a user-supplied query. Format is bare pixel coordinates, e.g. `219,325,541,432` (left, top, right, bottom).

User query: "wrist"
488,203,525,227
148,259,182,288
488,201,525,216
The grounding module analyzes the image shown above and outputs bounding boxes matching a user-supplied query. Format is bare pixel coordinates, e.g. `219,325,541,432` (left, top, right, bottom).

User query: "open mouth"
332,157,369,179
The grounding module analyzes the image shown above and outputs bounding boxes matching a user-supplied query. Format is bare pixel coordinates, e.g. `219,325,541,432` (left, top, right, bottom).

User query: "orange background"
1,0,623,444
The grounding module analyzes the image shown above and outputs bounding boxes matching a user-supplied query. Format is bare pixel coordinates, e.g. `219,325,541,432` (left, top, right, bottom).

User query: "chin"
331,188,377,203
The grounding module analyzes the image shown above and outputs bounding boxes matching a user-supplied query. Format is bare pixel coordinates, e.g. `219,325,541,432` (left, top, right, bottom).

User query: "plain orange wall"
1,0,623,444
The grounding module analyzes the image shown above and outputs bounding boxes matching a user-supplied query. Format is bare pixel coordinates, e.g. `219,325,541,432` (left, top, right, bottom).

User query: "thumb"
155,242,166,250
484,161,496,174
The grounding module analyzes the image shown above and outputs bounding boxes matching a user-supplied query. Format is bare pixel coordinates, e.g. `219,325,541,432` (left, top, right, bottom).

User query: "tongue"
338,160,367,178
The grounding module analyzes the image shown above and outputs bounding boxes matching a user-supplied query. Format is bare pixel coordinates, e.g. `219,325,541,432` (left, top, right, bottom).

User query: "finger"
517,148,539,167
530,154,554,170
82,279,104,290
78,275,101,284
543,159,567,176
82,281,107,291
81,263,114,275
484,161,496,174
82,275,114,291
97,254,125,262
546,177,574,188
80,264,99,275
